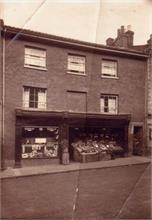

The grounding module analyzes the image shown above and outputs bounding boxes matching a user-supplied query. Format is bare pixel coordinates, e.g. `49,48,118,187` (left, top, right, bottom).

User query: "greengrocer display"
71,130,125,162
72,139,123,154
22,126,59,159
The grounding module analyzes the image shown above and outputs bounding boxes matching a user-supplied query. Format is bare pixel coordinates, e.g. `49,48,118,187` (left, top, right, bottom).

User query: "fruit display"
71,137,124,162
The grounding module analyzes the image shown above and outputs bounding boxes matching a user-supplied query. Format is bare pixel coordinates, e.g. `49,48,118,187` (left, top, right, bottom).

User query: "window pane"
38,90,46,109
23,88,29,108
29,101,35,108
100,95,118,114
108,97,117,113
25,47,46,68
100,97,104,112
68,55,85,74
102,60,117,77
23,87,46,109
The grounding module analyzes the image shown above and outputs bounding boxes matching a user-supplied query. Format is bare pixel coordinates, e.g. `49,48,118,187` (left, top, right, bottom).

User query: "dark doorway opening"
133,126,143,155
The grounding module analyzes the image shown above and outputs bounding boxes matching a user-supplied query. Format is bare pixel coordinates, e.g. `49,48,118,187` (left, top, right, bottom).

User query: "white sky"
0,0,152,45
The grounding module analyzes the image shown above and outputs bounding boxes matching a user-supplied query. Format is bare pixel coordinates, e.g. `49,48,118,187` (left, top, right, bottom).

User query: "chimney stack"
106,25,134,48
106,38,114,46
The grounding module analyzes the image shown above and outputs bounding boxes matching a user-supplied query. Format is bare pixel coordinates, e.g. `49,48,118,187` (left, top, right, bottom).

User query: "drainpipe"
1,26,6,170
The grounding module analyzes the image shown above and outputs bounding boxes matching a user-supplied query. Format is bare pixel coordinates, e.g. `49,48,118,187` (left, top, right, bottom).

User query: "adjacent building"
0,20,151,168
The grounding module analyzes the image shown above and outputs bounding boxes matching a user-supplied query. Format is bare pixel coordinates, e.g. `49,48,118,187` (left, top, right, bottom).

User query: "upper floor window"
100,94,118,114
101,60,117,78
67,54,85,75
24,47,46,69
23,87,47,109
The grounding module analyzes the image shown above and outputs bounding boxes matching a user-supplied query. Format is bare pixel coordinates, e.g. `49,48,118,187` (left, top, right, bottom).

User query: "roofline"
3,24,149,59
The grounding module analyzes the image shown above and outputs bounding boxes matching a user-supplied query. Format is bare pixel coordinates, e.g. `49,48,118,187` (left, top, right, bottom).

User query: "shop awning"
16,109,131,127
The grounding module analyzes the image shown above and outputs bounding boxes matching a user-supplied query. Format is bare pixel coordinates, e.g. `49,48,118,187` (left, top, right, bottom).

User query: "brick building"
0,20,151,168
106,25,152,154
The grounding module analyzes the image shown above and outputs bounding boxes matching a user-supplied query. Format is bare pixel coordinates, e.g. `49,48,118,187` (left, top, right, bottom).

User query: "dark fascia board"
15,109,65,118
68,112,131,121
16,109,131,121
3,25,149,60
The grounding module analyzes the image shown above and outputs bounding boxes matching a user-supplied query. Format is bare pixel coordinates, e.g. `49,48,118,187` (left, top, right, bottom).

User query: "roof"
1,21,149,59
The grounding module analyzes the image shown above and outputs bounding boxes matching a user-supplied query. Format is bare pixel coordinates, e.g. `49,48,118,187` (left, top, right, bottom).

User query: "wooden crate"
99,151,111,161
81,152,99,163
74,148,99,163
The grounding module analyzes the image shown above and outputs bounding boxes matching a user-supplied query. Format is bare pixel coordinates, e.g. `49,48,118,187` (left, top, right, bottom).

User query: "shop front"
68,113,131,163
15,110,131,167
15,110,64,167
22,126,59,159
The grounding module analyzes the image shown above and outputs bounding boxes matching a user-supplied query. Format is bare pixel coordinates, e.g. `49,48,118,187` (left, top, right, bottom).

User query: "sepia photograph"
0,0,152,219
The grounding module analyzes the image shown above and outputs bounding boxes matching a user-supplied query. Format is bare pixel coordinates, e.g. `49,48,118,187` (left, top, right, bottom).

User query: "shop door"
133,126,143,155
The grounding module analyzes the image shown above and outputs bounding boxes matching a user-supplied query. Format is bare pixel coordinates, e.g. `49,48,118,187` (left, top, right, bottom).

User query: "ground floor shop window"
22,126,59,159
69,127,125,162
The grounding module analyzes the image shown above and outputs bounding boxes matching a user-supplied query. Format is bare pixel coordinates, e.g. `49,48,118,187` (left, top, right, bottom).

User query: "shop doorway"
133,126,143,155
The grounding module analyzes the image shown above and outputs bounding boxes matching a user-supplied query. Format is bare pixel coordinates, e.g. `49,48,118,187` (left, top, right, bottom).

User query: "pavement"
0,156,151,179
117,164,151,219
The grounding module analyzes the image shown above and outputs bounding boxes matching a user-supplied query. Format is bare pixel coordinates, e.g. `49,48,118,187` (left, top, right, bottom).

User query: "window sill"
101,75,119,79
24,65,48,71
101,76,119,79
67,72,87,77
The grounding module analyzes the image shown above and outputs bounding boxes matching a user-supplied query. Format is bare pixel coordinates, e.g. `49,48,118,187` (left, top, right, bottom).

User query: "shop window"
23,87,47,109
67,54,85,75
24,46,46,69
22,127,59,159
100,95,118,114
101,60,117,78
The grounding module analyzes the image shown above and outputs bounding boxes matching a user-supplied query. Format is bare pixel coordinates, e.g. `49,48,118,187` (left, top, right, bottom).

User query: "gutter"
4,27,148,59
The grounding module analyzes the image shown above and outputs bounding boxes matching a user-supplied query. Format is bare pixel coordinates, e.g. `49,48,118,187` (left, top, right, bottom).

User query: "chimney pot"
106,38,114,46
121,26,125,33
117,29,121,36
127,25,132,31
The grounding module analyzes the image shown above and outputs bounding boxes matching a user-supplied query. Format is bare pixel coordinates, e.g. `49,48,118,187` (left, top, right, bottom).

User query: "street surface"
1,163,151,220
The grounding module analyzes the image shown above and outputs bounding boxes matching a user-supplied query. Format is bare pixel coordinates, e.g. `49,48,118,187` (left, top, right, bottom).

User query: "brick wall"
4,37,147,163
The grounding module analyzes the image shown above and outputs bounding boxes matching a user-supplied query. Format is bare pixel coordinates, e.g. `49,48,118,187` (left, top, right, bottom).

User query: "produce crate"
99,151,111,161
74,148,99,163
81,152,99,163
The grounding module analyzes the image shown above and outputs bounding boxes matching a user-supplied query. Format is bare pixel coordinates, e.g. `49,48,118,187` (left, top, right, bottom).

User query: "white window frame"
24,47,47,70
67,54,86,75
23,87,47,110
101,60,118,78
100,94,118,114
